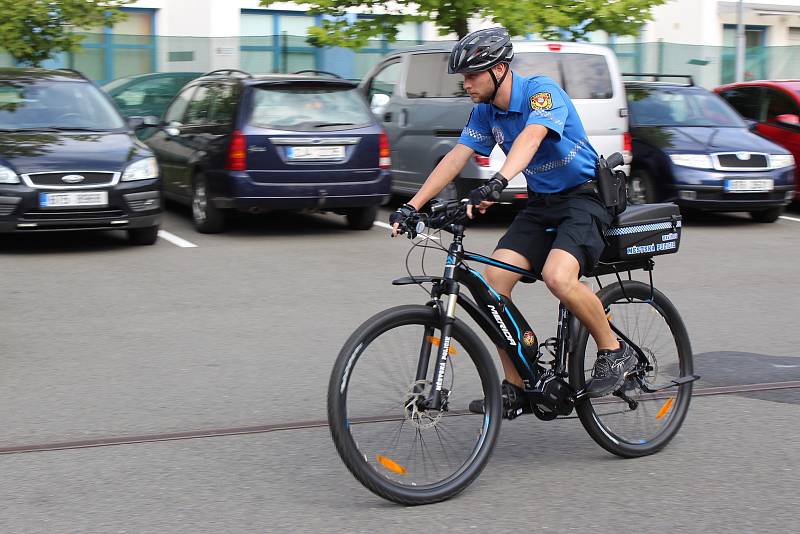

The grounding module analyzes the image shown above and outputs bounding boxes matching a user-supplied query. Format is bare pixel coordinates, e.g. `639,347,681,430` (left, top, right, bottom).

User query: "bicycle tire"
328,304,501,505
569,281,693,458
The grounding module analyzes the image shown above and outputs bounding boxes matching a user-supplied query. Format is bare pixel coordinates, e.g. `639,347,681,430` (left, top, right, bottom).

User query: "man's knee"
542,252,580,297
485,266,517,296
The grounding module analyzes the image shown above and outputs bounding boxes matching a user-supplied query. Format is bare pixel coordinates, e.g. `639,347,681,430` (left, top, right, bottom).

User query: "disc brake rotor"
403,380,445,430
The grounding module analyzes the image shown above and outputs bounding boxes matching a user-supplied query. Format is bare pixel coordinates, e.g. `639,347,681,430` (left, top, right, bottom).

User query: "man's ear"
493,62,508,78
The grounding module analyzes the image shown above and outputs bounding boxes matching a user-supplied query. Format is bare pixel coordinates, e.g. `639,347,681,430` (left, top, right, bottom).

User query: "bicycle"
328,194,698,505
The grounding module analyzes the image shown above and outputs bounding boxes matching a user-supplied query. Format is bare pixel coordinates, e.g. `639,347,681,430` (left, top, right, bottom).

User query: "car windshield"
101,75,138,93
248,85,373,131
0,80,125,130
627,87,746,127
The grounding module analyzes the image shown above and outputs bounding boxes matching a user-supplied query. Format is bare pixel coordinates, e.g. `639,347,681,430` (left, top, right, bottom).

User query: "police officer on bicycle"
390,27,636,415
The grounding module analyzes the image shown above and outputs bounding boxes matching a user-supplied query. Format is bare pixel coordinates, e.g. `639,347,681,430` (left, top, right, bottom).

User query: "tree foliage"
0,0,133,66
260,0,666,49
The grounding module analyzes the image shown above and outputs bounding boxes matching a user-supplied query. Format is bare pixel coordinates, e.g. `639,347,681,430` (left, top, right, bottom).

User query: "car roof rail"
203,69,253,78
622,73,694,86
292,69,342,79
54,68,89,80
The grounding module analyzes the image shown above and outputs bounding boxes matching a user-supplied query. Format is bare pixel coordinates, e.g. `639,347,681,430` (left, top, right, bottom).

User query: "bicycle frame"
394,222,567,411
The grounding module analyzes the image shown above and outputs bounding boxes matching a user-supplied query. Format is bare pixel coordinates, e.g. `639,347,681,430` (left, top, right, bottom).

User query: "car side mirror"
743,118,758,131
370,93,390,115
127,115,160,130
775,113,800,126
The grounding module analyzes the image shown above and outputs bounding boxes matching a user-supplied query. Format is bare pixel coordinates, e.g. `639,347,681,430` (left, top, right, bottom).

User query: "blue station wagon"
144,70,392,233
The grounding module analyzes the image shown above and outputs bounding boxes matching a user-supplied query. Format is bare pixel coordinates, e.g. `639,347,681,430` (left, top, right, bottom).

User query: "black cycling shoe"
586,340,638,398
468,380,532,419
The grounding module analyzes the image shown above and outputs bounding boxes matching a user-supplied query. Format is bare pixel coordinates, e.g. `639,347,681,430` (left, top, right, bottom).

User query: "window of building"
240,10,321,74
67,8,156,83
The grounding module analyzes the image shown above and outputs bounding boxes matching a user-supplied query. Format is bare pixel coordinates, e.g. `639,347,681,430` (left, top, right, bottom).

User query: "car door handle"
399,109,409,127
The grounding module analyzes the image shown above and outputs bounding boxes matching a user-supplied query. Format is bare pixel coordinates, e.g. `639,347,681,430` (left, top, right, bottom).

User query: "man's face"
461,65,504,103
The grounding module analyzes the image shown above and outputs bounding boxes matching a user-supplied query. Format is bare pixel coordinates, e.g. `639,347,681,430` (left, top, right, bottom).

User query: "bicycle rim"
578,284,692,449
332,307,499,498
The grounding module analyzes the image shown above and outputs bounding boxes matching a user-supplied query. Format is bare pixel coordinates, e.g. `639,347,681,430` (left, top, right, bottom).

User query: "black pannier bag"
600,203,682,262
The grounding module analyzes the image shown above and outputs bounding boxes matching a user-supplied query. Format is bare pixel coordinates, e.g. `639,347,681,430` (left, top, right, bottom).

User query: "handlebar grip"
488,190,501,202
606,152,624,169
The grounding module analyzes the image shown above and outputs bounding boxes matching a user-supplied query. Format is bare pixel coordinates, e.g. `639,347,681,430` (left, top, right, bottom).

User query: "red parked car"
715,80,800,200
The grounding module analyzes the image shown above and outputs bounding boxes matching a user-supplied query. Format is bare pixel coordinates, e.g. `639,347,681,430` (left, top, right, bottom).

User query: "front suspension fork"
423,292,458,411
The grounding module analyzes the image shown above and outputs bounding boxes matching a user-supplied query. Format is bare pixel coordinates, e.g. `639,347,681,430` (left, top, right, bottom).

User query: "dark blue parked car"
0,68,162,244
625,78,795,222
144,69,392,233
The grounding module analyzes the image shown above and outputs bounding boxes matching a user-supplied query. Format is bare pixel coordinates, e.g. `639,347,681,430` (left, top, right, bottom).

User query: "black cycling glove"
389,203,419,237
468,173,508,206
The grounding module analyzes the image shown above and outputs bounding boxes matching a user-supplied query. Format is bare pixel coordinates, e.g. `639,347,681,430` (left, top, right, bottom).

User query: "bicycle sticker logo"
522,331,535,347
488,305,516,346
492,127,504,145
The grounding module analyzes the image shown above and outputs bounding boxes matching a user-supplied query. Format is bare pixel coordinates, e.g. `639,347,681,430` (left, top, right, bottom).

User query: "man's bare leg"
484,248,529,388
540,249,618,351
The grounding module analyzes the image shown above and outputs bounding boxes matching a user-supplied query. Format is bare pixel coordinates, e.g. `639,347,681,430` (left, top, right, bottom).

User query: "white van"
361,40,630,202
494,41,631,191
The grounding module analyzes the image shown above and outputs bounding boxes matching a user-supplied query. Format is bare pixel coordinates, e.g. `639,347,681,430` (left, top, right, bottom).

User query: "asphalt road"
1,203,799,532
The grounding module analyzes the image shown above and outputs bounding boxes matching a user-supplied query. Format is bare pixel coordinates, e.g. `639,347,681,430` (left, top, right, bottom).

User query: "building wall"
641,0,800,46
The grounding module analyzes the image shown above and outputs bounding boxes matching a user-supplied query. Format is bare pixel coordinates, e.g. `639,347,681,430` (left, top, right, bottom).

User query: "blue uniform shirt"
458,71,598,193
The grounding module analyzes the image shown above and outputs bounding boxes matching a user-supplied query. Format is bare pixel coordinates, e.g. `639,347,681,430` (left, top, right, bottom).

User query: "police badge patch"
492,127,504,145
530,92,553,110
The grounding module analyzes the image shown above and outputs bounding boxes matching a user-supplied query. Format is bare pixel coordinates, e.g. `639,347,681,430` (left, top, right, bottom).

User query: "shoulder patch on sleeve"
530,92,553,110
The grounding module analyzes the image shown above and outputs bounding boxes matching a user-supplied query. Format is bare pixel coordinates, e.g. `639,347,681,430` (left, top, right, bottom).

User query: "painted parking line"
157,230,198,248
779,215,800,223
373,221,440,240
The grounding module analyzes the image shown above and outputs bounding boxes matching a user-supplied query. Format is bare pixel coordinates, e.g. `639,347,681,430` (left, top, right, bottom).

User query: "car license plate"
724,179,774,193
39,191,108,208
286,145,345,160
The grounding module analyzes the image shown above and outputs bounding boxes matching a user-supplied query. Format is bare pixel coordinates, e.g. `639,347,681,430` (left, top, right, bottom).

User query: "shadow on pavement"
694,351,800,405
0,230,134,255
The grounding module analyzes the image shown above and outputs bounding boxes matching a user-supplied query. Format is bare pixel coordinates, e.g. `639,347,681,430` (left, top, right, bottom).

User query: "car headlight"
669,154,713,169
122,157,159,182
770,154,795,169
0,164,20,184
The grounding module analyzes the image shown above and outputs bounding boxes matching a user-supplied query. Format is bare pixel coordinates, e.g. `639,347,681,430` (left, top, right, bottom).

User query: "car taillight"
226,130,247,171
547,43,562,52
379,130,391,169
622,132,632,161
474,155,490,167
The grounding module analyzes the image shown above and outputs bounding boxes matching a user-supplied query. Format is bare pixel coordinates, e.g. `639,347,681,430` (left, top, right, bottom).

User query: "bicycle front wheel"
328,304,501,505
569,281,693,458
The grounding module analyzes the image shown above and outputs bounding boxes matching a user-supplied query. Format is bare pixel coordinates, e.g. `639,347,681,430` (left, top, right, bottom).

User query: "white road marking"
158,230,198,248
771,364,799,369
373,221,440,240
779,215,800,223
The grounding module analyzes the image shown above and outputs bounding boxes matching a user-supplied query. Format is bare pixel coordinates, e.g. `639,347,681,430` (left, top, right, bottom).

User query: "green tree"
0,0,133,66
260,0,666,48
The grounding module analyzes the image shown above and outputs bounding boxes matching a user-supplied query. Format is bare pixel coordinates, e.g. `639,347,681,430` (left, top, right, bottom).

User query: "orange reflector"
656,398,674,420
427,336,456,355
376,455,407,474
606,313,613,322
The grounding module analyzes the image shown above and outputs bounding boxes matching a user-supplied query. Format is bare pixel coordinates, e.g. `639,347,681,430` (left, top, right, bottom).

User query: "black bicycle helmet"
448,27,514,74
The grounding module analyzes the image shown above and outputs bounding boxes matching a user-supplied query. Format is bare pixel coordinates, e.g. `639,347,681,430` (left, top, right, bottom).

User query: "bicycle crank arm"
639,374,701,393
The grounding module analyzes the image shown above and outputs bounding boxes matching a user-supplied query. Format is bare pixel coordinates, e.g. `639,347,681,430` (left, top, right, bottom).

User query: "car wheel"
192,175,225,233
749,207,783,223
128,225,159,246
628,169,658,204
345,205,378,230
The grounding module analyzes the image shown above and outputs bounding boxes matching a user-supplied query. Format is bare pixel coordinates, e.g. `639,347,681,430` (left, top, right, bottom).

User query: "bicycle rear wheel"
328,304,501,505
569,281,693,458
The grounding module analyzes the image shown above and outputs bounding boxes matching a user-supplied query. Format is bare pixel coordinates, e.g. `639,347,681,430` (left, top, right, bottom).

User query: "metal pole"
735,0,745,81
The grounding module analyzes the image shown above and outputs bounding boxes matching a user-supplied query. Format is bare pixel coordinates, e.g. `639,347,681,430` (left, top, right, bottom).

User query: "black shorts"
496,185,614,277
